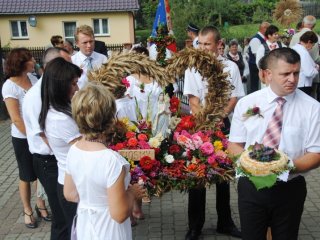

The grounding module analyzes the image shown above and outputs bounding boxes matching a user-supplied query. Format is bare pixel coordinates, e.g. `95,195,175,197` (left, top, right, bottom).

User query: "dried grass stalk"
166,48,232,131
273,0,303,27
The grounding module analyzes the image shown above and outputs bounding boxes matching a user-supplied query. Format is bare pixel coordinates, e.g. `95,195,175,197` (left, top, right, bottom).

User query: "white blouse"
2,74,38,138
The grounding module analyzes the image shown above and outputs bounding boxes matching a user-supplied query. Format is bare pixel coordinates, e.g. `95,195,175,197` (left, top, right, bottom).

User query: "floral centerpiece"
158,115,235,191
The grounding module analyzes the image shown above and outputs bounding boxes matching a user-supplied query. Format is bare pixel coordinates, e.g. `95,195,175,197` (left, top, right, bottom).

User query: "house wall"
0,12,135,48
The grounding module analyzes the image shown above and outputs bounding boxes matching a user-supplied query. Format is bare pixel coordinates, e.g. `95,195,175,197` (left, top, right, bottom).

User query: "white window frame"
93,18,110,36
10,20,28,39
63,21,77,44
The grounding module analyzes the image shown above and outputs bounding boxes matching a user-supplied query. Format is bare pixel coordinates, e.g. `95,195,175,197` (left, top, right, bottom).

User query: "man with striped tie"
228,48,320,240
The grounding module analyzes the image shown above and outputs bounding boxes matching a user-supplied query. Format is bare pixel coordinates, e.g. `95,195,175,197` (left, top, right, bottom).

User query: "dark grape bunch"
248,144,280,162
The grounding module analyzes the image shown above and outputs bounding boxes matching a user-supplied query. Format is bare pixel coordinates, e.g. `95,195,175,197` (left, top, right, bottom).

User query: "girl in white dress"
64,82,145,240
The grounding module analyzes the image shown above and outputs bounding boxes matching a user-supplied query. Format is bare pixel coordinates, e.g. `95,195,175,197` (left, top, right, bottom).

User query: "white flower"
165,155,175,164
148,133,164,148
169,116,181,130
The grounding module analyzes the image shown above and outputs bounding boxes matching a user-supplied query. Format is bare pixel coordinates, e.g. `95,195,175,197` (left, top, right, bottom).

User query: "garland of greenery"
165,48,232,131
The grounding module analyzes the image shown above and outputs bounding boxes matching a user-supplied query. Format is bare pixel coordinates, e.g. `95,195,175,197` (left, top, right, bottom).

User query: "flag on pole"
151,0,176,52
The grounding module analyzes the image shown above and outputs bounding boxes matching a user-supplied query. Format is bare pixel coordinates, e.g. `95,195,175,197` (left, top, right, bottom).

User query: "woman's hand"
127,183,147,200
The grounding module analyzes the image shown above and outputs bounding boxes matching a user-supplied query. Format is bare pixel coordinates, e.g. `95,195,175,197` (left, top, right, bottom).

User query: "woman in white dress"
126,47,163,122
39,57,82,237
2,48,50,228
64,82,145,240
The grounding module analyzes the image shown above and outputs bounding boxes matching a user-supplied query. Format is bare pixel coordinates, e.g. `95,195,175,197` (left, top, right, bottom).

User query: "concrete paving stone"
4,234,20,240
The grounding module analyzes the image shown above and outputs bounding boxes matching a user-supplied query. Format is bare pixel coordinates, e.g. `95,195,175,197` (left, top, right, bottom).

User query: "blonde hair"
71,82,116,140
74,25,94,42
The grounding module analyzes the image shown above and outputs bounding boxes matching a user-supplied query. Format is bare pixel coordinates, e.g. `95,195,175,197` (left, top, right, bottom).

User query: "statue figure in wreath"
152,92,171,137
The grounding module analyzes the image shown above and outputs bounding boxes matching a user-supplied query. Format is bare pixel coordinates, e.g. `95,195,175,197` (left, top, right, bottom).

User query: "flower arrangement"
242,106,263,120
159,115,235,191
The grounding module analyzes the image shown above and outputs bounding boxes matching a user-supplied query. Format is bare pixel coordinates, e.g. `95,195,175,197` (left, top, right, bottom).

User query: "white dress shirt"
229,87,320,178
22,78,52,155
183,55,245,106
2,74,38,138
72,51,108,89
291,43,319,87
45,108,81,184
248,32,266,57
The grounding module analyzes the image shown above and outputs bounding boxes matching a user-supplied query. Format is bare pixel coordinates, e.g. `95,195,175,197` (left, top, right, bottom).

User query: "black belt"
33,153,56,160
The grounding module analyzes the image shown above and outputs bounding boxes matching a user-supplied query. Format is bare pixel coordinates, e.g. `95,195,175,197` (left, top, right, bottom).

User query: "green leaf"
249,174,277,190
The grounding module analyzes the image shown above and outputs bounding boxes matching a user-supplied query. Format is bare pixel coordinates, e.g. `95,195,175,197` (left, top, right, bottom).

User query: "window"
10,21,28,38
64,22,77,44
93,19,109,36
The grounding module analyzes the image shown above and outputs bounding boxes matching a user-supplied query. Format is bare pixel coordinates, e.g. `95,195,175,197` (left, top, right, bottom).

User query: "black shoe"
185,229,201,240
35,205,52,222
216,224,241,238
23,211,38,229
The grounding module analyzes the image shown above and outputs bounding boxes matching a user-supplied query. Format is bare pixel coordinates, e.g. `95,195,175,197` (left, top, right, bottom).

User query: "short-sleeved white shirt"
22,78,53,155
72,51,108,89
116,96,138,122
66,145,131,239
45,108,81,184
149,44,172,61
255,41,286,67
2,74,38,138
291,43,319,87
229,87,320,178
183,55,245,106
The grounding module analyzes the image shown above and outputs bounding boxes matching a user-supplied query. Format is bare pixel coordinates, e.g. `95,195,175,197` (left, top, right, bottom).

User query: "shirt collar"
266,86,296,104
78,51,94,61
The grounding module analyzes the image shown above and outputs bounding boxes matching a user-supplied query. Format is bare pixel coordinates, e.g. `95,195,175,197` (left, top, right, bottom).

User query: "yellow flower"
214,140,223,151
119,117,137,132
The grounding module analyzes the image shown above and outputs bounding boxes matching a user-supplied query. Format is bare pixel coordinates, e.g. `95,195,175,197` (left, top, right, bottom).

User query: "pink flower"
181,130,192,138
173,131,180,141
177,135,195,150
138,140,150,149
207,155,217,165
191,135,203,149
200,142,214,155
216,150,227,158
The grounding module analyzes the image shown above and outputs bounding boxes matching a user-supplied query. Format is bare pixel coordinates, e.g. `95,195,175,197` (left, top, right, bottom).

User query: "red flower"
214,130,226,140
176,115,195,131
121,77,130,88
154,147,161,155
114,142,126,151
170,96,180,113
127,138,138,147
126,131,136,139
140,156,154,171
169,145,181,154
137,133,148,141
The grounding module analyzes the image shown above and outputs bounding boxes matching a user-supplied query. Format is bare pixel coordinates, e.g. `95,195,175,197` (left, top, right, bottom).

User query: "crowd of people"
1,13,320,240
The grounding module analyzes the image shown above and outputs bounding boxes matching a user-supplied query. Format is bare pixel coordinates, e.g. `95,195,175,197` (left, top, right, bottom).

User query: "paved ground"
0,119,319,240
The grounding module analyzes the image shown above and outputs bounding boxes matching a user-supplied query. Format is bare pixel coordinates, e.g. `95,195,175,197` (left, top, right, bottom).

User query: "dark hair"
265,25,279,38
266,48,300,69
65,39,74,47
132,46,149,55
39,57,82,130
50,35,63,46
258,55,268,70
296,21,303,30
228,39,239,48
5,48,32,77
300,31,318,44
42,47,70,68
199,26,221,43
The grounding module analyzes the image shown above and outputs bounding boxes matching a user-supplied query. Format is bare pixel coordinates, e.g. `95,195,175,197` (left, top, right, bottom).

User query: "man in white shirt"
183,26,244,240
292,31,319,96
72,25,108,89
23,47,71,240
228,48,320,240
247,22,270,93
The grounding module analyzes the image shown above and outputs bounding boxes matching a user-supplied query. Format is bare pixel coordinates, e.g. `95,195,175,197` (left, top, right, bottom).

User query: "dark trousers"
188,181,233,231
249,63,259,94
238,176,306,240
33,154,68,240
57,183,77,240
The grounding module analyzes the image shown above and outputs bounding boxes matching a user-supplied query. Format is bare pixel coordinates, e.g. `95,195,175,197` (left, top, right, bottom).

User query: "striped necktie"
85,57,93,70
262,97,286,148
